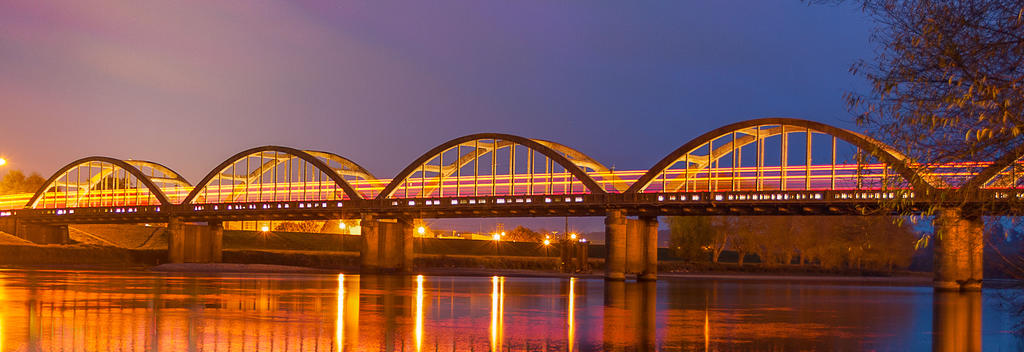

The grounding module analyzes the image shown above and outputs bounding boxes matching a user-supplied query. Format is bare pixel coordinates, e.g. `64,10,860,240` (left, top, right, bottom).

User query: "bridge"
1,118,1022,290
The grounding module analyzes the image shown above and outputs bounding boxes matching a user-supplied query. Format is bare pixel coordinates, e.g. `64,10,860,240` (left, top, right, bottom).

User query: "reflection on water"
933,291,982,352
0,270,1019,351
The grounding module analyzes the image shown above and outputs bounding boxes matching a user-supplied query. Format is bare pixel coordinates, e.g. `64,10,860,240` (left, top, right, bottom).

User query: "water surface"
0,269,1019,351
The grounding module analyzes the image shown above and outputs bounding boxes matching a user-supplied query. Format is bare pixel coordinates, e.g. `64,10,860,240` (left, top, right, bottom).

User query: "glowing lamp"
339,222,346,230
543,239,550,246
260,226,269,232
569,233,577,240
417,226,426,235
0,158,6,166
492,234,501,241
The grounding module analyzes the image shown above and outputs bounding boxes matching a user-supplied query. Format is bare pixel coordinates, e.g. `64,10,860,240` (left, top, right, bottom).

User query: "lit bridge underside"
4,118,1024,224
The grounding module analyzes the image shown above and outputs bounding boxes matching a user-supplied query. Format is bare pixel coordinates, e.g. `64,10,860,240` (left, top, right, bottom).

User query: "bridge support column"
625,218,643,275
639,216,658,281
933,208,984,291
361,216,414,273
209,221,223,263
605,209,626,281
400,218,414,272
17,223,70,244
167,217,221,263
168,216,185,263
360,215,380,272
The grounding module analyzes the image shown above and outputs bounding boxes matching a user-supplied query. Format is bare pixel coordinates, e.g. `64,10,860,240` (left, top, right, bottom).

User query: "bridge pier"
168,217,185,263
607,211,659,281
359,215,380,271
933,208,984,291
15,223,70,244
605,209,627,280
360,215,414,273
639,216,658,281
166,217,223,263
209,221,224,263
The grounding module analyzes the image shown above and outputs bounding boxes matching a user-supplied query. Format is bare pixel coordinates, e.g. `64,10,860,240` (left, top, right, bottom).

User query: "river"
0,269,1018,351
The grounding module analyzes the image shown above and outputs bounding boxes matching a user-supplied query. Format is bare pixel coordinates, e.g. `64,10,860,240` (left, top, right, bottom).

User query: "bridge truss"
4,118,1024,223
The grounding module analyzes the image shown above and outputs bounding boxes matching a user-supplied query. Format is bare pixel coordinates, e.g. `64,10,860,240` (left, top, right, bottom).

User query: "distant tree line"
0,170,45,195
668,215,920,271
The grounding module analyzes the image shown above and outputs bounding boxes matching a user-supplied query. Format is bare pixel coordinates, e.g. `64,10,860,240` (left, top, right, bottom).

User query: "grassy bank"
0,243,162,268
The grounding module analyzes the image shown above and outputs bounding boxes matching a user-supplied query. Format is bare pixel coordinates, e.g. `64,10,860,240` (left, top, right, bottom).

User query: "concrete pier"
639,216,658,281
166,217,223,263
605,209,626,280
625,218,643,274
359,215,380,271
167,217,185,263
933,207,984,291
360,216,414,273
617,215,658,281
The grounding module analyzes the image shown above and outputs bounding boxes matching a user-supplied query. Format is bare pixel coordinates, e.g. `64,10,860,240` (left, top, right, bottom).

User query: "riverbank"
144,262,935,286
0,240,929,280
0,224,933,280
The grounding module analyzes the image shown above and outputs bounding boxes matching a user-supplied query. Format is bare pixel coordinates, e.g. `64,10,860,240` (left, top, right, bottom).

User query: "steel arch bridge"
3,117,1024,223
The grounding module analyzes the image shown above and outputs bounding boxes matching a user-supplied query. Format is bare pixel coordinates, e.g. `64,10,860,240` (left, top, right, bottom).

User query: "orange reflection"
568,277,575,352
342,274,350,352
704,305,710,352
490,276,505,352
933,291,982,352
415,275,424,352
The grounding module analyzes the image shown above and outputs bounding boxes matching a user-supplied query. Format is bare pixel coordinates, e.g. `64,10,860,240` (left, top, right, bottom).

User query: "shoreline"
0,242,955,287
0,261,935,287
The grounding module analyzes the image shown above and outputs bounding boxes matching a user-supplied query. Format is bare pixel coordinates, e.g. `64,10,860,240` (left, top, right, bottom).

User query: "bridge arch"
961,143,1024,191
27,157,189,208
626,117,939,194
377,133,611,199
182,146,374,204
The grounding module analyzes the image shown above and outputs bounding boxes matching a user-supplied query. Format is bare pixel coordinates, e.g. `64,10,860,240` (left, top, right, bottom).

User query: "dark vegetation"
667,215,920,272
0,169,45,195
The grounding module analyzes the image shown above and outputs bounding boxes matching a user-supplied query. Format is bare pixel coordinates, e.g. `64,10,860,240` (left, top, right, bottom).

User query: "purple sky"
0,1,875,233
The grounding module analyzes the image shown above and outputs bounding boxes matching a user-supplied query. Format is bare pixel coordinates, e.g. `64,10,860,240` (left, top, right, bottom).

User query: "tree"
0,170,46,195
667,216,714,261
708,217,732,263
274,221,323,233
758,216,799,266
838,0,1024,194
725,217,764,266
507,225,544,242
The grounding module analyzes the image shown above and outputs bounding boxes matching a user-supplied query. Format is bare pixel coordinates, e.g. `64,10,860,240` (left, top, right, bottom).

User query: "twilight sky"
0,1,875,184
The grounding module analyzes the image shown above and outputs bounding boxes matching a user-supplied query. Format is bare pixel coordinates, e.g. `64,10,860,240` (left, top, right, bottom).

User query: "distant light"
579,238,588,243
0,158,6,166
543,239,550,246
500,231,506,237
569,233,577,240
260,226,269,232
492,234,501,241
418,226,426,235
339,222,346,230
